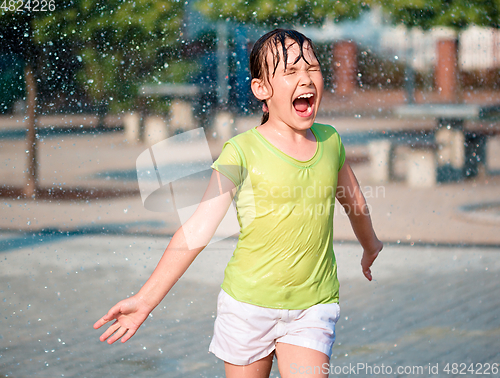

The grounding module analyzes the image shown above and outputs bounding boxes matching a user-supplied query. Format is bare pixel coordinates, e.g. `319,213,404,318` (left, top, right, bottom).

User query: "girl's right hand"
93,296,152,344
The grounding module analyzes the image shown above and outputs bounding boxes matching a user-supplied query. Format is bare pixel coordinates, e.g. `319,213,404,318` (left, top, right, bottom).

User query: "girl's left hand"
361,240,383,281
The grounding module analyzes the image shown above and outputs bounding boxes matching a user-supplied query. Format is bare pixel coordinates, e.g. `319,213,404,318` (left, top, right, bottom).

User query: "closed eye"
308,65,321,72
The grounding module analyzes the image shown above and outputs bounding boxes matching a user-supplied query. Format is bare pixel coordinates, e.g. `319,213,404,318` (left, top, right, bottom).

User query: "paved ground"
1,126,499,245
1,236,499,377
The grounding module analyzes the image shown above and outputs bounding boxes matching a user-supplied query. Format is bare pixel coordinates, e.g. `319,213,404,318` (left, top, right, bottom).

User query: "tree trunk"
23,64,38,198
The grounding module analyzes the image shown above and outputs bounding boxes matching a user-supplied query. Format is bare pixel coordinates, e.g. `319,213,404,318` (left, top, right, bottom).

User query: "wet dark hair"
249,29,320,124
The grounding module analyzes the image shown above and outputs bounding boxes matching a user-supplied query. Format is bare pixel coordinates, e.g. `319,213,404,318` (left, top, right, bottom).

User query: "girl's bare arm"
93,170,236,343
336,163,383,280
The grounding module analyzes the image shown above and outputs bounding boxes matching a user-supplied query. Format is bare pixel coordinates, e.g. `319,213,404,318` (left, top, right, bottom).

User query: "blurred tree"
197,0,368,25
34,0,185,112
1,12,42,198
0,0,184,197
0,53,24,114
377,0,500,30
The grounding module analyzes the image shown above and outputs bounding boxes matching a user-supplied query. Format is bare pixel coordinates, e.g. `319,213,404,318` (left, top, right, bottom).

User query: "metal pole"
235,25,249,114
405,29,415,104
216,22,229,108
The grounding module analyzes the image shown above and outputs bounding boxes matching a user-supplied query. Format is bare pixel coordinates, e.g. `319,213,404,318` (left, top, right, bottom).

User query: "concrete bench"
139,84,238,143
124,84,201,145
370,104,500,186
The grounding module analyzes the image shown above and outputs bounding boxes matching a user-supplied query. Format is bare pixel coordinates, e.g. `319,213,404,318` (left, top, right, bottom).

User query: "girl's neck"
256,120,317,161
257,120,311,142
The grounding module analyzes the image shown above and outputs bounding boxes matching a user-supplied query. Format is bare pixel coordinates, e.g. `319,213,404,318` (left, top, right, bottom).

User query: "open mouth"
293,93,314,117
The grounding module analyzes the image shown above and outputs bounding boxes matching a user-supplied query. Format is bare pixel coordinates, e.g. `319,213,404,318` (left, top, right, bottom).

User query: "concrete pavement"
1,124,499,245
0,236,499,377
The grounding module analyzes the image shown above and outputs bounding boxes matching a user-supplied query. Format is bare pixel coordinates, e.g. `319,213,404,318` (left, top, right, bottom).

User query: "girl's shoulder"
311,123,343,150
227,127,260,145
216,128,260,168
222,127,266,158
311,123,341,139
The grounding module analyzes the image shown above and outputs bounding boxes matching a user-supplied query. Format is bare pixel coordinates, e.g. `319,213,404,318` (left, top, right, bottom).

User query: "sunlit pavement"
1,235,499,377
1,129,499,245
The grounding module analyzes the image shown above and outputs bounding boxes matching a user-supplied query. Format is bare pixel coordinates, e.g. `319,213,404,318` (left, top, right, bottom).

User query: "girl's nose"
299,71,314,86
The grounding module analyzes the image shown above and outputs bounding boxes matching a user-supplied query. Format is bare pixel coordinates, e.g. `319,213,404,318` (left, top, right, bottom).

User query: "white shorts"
209,290,341,366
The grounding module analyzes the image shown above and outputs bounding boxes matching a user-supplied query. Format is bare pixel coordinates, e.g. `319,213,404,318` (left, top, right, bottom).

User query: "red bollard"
333,40,357,96
435,39,458,103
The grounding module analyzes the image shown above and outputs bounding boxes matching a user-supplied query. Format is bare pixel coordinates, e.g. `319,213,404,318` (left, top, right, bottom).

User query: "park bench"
140,83,201,132
369,104,500,187
136,83,238,144
123,84,201,145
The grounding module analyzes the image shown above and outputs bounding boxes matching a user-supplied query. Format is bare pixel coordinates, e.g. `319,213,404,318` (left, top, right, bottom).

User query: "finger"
120,328,137,343
99,320,121,342
107,326,128,344
363,268,372,281
94,304,121,329
94,315,113,330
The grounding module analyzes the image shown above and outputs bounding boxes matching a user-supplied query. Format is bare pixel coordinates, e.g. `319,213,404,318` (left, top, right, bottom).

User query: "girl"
94,29,383,378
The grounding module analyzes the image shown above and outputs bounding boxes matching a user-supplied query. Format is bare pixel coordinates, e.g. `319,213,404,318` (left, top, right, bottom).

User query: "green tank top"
211,123,345,309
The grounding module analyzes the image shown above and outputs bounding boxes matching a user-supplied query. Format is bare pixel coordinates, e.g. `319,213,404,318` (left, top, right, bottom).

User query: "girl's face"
252,39,324,131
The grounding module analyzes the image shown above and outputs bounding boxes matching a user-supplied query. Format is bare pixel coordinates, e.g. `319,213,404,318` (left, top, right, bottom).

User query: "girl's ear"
251,78,270,101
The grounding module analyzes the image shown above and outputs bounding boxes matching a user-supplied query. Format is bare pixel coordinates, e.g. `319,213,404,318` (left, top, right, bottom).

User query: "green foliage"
153,60,200,84
1,0,186,112
197,0,368,26
0,53,24,114
377,0,500,30
33,0,183,49
37,0,184,109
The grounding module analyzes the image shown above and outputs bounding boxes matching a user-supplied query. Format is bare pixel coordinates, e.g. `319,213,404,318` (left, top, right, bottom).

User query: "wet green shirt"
212,123,345,309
